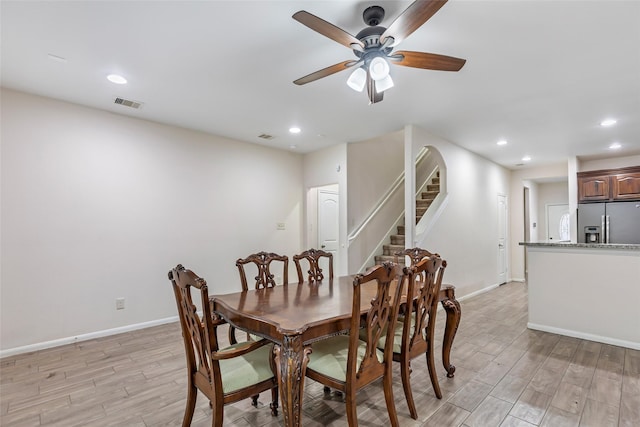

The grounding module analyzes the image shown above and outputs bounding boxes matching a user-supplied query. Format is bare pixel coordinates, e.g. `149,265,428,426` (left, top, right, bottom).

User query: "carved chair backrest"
401,255,445,355
168,264,222,391
292,248,334,283
348,262,405,386
394,247,447,284
236,251,289,291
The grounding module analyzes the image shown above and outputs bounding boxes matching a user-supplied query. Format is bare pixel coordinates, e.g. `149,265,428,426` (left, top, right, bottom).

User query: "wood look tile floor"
2,281,639,426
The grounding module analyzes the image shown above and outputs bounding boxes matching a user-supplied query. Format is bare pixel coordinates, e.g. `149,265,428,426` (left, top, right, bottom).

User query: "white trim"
0,316,179,358
527,322,640,351
456,283,500,302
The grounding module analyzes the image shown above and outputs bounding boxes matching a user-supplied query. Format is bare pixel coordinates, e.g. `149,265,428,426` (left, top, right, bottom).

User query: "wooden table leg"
440,285,461,378
273,335,311,427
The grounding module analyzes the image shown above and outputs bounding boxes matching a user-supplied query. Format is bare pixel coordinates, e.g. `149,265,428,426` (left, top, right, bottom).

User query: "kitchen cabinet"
578,174,610,201
578,166,640,202
612,172,640,200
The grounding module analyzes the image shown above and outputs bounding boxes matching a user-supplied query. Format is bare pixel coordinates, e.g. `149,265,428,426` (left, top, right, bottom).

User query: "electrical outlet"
116,298,125,310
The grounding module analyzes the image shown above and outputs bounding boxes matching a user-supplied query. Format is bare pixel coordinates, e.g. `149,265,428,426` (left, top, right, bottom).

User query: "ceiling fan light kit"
347,67,367,92
292,0,466,104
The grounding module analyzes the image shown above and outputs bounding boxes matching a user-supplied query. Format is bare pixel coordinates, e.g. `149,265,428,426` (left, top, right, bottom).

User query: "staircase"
373,172,440,266
416,173,440,223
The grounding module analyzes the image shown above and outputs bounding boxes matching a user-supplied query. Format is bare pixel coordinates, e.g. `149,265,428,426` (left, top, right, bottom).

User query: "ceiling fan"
292,0,466,104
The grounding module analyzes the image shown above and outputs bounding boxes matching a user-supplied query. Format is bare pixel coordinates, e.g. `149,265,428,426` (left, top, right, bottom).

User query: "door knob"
321,244,326,248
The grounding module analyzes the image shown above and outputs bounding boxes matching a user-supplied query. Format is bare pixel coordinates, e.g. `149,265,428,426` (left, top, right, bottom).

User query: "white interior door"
497,194,508,285
547,204,570,241
318,188,339,274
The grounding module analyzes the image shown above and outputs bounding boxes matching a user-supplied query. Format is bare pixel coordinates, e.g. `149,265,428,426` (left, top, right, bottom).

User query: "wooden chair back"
394,254,447,418
236,251,289,290
292,248,333,283
351,262,405,385
403,255,445,356
395,246,447,283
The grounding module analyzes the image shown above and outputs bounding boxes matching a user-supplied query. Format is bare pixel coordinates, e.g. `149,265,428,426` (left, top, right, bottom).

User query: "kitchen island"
520,241,640,350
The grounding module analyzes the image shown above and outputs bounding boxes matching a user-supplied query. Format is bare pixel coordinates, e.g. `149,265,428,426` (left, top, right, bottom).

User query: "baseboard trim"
0,316,179,359
456,283,500,302
527,322,640,351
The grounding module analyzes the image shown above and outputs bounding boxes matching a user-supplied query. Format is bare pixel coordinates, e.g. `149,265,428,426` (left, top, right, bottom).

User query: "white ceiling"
2,1,639,170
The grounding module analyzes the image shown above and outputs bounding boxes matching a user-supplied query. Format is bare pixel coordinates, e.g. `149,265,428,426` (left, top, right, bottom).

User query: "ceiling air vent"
258,134,274,140
114,97,143,109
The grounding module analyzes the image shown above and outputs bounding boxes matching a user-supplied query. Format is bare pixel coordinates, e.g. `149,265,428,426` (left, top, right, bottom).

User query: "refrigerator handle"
605,215,610,243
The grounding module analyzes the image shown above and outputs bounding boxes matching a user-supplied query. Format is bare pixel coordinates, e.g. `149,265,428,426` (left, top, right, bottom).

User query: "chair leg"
270,387,279,416
251,394,259,407
211,400,224,427
383,371,399,427
426,346,442,399
345,389,359,427
400,359,418,419
182,383,197,427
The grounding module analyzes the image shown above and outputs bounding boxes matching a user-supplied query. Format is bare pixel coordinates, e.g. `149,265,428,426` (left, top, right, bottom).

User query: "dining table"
210,276,461,427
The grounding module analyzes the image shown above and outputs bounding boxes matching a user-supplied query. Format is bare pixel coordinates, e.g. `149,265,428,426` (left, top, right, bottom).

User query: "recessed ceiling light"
289,127,301,134
522,156,531,162
289,145,297,149
107,74,127,84
600,118,617,127
609,142,622,150
497,140,508,146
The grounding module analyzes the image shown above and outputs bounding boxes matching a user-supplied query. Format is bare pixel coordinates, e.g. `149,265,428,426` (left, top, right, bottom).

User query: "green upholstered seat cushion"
219,342,275,394
358,316,417,353
306,334,384,382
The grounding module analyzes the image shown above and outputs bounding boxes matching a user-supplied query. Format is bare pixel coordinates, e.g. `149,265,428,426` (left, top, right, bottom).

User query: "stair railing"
348,147,430,272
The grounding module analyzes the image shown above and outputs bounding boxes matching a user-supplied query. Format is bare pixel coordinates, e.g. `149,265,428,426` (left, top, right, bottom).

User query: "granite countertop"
519,241,640,250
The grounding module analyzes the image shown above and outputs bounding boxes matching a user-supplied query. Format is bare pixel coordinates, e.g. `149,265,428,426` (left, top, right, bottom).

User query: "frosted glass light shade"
369,57,390,81
375,74,394,93
347,67,366,92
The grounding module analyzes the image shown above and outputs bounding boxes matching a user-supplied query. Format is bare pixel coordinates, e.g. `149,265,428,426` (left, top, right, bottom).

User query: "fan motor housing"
354,26,392,58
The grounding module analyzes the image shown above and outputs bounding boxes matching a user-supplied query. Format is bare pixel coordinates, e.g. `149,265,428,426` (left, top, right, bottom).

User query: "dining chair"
292,248,333,283
168,264,278,427
304,262,405,427
230,251,290,344
383,255,446,419
236,251,289,291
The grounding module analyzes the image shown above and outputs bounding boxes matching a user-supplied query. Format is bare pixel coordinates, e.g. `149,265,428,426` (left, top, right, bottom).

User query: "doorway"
497,194,508,285
309,184,339,274
523,187,530,282
546,204,570,241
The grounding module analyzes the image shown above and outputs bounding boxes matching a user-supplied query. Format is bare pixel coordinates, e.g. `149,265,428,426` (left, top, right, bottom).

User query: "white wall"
409,126,511,297
302,143,348,276
509,163,568,281
536,181,569,240
346,131,405,273
0,89,304,353
579,155,640,171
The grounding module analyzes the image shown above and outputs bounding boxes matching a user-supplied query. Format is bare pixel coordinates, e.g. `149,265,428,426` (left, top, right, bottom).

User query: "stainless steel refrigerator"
577,201,640,244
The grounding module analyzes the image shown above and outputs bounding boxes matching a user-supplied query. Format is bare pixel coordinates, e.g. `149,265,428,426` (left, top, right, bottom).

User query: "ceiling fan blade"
294,60,357,85
391,51,466,71
293,11,365,50
367,76,384,104
380,0,448,47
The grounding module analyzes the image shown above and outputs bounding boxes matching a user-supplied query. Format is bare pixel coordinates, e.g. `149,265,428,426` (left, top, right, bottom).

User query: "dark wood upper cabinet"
578,174,610,201
612,172,640,200
578,166,640,202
